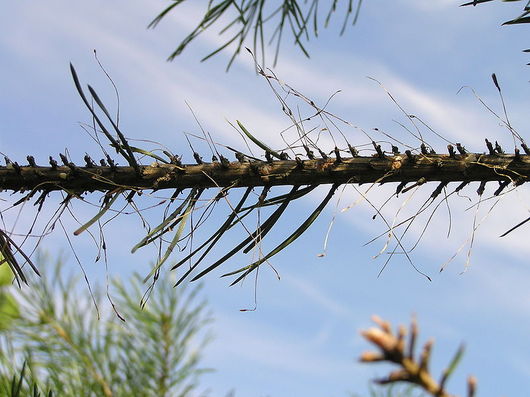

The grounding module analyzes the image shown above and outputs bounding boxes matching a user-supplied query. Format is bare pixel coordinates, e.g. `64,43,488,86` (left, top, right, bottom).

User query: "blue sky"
2,1,530,396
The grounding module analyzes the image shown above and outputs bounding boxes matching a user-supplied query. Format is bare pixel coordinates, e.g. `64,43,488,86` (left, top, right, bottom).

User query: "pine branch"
1,152,529,193
360,315,477,397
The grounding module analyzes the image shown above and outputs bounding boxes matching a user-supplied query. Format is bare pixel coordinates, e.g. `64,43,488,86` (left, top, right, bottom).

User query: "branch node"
396,181,407,195
303,145,315,159
106,154,117,171
494,180,509,196
431,181,449,199
514,147,521,161
334,147,342,164
447,144,456,159
49,156,58,170
220,154,230,169
495,141,504,154
59,153,77,172
258,185,270,205
84,154,96,168
455,181,470,192
295,156,304,169
235,152,246,163
26,155,37,168
485,139,495,155
171,154,183,166
193,152,203,164
456,143,467,154
477,181,487,196
373,141,385,158
405,150,415,163
348,144,359,157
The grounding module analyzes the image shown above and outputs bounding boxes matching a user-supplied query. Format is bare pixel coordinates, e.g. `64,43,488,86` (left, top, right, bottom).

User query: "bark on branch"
1,153,528,193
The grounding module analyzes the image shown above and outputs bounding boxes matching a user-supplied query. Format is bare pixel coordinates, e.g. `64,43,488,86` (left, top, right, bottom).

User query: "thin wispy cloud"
282,274,356,320
209,313,356,378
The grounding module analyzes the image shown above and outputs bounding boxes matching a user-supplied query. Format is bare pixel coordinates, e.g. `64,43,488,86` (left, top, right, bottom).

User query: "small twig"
360,315,476,397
